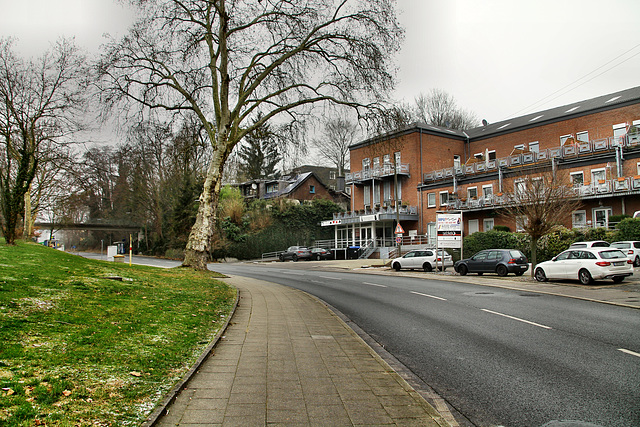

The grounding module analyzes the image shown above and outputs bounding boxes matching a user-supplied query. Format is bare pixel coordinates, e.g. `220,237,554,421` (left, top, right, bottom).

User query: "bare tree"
499,167,582,276
98,0,403,269
0,38,88,244
413,89,478,130
314,116,358,176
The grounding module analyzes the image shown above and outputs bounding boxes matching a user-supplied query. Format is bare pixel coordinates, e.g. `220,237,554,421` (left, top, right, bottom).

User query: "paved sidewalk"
155,275,449,426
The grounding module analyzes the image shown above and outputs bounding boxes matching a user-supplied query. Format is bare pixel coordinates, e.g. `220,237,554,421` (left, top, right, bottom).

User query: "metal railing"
332,204,418,220
423,131,640,182
346,163,410,183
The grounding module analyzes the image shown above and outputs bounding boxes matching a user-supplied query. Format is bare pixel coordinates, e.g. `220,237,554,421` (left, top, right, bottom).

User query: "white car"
534,247,633,285
391,249,453,272
610,241,640,267
568,240,609,249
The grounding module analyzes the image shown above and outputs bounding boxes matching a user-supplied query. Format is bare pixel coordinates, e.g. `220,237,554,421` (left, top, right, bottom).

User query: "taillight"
628,259,634,264
628,250,634,255
507,258,517,264
436,257,442,261
595,261,611,267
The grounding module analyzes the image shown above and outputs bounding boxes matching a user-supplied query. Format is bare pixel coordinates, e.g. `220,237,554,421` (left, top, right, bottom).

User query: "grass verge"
0,239,236,426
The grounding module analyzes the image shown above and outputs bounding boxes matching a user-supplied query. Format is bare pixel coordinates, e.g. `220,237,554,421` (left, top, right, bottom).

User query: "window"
593,207,612,228
373,185,380,205
439,191,449,206
637,161,640,175
309,185,315,194
346,186,351,195
396,180,402,201
529,141,539,153
572,210,586,228
591,168,606,184
467,187,478,199
570,171,584,186
468,219,479,234
483,218,494,231
482,185,493,198
516,216,527,232
373,157,380,169
613,123,626,144
362,158,370,171
383,181,391,203
532,177,544,195
329,171,336,180
515,180,526,197
383,154,390,164
363,185,370,207
266,183,278,193
560,134,573,145
454,155,461,168
394,151,401,165
427,193,436,208
487,150,496,160
514,144,525,151
576,131,589,142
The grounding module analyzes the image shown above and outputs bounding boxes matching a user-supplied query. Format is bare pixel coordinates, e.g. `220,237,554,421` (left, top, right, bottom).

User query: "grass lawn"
0,240,237,426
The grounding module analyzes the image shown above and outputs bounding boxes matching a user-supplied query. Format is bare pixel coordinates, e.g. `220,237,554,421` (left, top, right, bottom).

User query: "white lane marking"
319,275,341,280
481,309,552,329
363,282,387,288
618,348,640,358
286,272,304,275
410,291,447,301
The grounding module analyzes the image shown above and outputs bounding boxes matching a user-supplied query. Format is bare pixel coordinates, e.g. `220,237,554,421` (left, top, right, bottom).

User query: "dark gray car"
455,249,529,276
279,246,312,261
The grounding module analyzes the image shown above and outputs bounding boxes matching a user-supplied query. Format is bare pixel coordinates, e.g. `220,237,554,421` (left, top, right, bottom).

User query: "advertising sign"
437,213,462,248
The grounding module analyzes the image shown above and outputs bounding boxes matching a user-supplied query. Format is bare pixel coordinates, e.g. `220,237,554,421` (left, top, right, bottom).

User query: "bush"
614,218,640,241
463,230,529,259
493,225,510,232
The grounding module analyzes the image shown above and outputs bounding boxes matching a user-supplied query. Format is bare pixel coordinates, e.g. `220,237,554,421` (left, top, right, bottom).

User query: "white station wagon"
534,247,633,285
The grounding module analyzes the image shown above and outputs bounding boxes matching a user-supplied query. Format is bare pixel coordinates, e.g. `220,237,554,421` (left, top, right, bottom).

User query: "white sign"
437,213,462,248
360,215,377,222
321,219,342,226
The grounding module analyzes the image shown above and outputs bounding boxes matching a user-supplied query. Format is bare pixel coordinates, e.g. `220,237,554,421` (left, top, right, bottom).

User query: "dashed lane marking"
618,348,640,358
363,282,387,288
481,309,552,329
410,291,447,301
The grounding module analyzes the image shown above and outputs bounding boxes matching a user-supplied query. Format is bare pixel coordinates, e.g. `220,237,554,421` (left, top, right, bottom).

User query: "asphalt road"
211,262,640,427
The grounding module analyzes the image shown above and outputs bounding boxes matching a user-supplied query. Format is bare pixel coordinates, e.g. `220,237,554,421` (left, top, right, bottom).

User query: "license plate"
613,261,624,266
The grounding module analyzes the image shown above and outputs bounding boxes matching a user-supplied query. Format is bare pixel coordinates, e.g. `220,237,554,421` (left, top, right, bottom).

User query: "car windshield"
598,250,626,259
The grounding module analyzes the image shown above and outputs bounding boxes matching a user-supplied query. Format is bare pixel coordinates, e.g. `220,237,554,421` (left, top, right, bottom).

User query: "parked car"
534,247,633,285
568,240,610,249
391,249,453,272
610,241,640,267
279,246,312,261
454,249,529,276
310,247,333,261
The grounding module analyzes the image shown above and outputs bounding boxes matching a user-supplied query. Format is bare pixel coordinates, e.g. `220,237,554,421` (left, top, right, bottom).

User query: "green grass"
0,239,236,426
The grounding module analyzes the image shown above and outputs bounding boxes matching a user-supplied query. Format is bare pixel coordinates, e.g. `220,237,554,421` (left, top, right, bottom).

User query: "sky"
1,0,639,127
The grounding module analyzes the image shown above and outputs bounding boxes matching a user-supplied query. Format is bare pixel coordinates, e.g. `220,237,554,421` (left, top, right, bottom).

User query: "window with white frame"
532,177,544,196
427,193,436,208
383,181,391,203
346,186,351,195
576,131,589,142
467,187,478,199
454,155,461,168
482,184,493,198
363,185,370,207
529,141,539,153
362,158,370,171
373,185,380,205
572,210,587,228
383,153,390,164
329,171,336,180
468,219,479,234
515,216,527,232
439,191,449,206
560,134,573,145
487,150,496,160
483,218,494,231
373,157,380,169
591,168,606,184
613,123,626,144
570,171,584,186
515,180,526,197
637,161,640,175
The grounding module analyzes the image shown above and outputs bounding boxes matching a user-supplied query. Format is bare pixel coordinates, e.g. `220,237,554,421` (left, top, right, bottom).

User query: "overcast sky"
1,0,639,126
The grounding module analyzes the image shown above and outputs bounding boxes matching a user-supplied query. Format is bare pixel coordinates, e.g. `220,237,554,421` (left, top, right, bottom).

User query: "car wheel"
292,254,298,262
634,256,640,267
458,264,468,276
279,254,284,262
393,262,401,272
423,262,433,272
515,271,524,276
315,254,321,261
612,276,625,284
578,269,593,285
496,265,508,277
534,267,547,282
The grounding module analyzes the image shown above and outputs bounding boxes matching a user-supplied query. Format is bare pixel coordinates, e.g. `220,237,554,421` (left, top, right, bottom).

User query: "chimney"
337,176,345,192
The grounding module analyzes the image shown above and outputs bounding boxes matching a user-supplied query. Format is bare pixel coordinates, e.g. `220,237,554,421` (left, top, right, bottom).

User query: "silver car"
391,249,453,272
534,247,633,285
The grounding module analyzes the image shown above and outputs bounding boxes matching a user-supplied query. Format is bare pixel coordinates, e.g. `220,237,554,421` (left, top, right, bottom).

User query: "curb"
141,286,240,426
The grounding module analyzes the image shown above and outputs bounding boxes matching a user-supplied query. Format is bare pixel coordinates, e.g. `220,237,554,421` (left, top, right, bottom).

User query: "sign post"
436,213,463,271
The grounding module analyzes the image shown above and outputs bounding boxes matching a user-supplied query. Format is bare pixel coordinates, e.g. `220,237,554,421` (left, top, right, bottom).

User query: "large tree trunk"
530,237,538,278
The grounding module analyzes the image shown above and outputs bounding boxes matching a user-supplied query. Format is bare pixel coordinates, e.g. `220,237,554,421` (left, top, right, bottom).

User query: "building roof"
351,85,640,149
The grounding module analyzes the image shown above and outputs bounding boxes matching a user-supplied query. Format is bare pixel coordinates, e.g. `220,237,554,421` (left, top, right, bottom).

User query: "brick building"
322,86,640,258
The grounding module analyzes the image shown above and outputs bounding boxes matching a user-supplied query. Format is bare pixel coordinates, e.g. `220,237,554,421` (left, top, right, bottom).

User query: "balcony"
444,176,640,212
346,163,410,184
330,204,419,224
422,130,640,183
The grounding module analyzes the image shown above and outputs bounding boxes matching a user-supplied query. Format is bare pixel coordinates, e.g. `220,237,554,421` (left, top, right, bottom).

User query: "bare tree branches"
314,116,357,176
98,0,403,269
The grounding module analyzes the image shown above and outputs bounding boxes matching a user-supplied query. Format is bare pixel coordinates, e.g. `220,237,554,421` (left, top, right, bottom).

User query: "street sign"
436,213,462,248
394,223,405,234
395,236,402,244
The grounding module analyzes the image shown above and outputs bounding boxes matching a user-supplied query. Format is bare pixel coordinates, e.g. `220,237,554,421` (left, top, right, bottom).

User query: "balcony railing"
423,131,640,182
332,204,418,220
445,175,640,211
346,163,410,184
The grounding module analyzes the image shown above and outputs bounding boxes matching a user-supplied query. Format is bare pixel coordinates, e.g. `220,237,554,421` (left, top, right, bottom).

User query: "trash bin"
347,246,361,259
